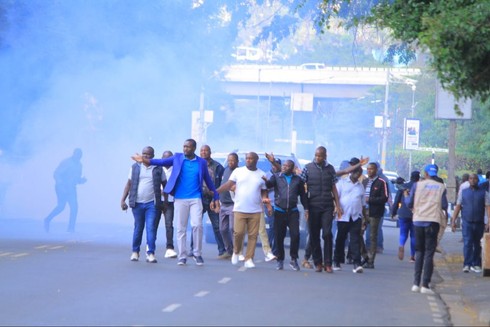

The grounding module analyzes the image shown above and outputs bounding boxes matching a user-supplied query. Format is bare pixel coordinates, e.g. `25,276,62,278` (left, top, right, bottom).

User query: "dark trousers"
274,209,300,261
154,202,175,249
202,199,226,255
334,218,362,266
462,221,485,267
308,207,335,267
414,222,440,288
304,232,312,260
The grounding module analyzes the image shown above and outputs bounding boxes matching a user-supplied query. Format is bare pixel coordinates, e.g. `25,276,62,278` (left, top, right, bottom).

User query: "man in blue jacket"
132,139,219,266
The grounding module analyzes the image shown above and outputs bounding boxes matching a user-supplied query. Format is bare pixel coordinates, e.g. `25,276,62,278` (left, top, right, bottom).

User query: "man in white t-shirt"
217,152,272,268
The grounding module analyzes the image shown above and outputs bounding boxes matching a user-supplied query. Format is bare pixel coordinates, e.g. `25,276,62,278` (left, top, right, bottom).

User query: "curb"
437,244,490,326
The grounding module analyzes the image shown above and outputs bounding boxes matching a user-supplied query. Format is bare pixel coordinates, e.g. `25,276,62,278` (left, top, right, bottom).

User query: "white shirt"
337,176,366,222
128,164,156,204
229,166,267,213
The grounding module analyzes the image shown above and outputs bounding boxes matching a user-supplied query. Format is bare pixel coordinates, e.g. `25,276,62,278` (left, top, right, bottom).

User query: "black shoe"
276,260,284,270
360,257,369,266
289,259,300,271
194,255,204,266
363,262,375,269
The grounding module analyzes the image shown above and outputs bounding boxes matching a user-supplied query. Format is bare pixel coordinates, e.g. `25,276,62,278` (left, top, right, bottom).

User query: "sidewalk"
434,229,490,326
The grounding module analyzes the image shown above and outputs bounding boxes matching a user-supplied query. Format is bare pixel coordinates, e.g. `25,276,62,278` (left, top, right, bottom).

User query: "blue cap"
425,164,438,177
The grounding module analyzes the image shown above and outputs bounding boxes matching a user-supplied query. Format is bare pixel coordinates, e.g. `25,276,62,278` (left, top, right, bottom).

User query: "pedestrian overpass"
218,64,421,99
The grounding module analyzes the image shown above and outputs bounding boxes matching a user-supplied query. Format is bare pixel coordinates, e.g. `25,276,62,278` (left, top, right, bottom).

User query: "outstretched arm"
131,153,150,165
216,180,236,194
336,156,370,176
265,152,281,172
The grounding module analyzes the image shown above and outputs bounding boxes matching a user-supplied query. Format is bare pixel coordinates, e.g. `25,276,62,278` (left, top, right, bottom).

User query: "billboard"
291,93,313,111
435,81,472,119
404,118,420,150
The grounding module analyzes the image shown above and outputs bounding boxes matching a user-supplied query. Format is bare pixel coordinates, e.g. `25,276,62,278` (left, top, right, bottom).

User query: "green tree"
300,0,490,104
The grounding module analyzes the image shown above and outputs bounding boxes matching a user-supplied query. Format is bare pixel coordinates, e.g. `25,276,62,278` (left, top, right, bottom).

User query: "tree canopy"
303,0,490,104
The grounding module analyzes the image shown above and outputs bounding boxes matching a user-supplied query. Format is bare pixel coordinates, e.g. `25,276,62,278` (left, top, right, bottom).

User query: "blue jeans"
132,201,158,254
414,222,439,288
399,217,415,257
462,221,485,267
265,213,276,255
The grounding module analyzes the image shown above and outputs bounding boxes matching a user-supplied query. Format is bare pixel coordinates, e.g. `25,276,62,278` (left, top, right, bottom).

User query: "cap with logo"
424,164,438,177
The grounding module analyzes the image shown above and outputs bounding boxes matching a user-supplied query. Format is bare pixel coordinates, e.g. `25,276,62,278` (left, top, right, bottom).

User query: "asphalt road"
0,218,450,326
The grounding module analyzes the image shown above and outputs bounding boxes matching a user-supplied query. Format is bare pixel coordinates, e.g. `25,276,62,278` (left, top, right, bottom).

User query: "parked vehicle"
299,62,326,70
232,46,273,62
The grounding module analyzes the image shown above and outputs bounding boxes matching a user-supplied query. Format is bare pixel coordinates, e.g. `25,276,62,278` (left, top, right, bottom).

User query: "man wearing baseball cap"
405,164,448,294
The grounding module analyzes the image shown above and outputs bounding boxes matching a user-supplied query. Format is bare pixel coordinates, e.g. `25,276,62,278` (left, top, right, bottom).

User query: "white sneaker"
411,285,420,293
244,259,255,268
421,287,434,295
353,265,363,274
463,265,470,273
470,266,482,273
265,252,276,262
238,254,245,262
130,252,139,261
146,253,157,263
231,253,239,265
164,249,177,258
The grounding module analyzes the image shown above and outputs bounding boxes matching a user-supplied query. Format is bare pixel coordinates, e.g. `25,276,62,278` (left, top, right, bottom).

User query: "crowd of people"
121,138,489,294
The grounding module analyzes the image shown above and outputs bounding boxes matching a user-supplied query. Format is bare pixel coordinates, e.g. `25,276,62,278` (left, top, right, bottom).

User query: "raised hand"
360,156,370,165
131,153,143,163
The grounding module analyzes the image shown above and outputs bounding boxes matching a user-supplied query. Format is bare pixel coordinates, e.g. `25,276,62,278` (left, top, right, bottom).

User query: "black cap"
395,177,406,184
274,158,282,165
349,157,360,165
410,170,420,181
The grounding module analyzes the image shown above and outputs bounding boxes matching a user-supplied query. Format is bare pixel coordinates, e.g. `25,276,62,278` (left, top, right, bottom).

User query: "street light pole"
381,68,390,170
408,84,416,176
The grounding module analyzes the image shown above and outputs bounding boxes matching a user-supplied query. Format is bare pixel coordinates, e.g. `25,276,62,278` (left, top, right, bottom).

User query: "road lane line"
11,253,29,258
0,252,14,257
35,245,49,249
218,277,231,284
162,303,181,312
49,245,65,250
194,291,209,297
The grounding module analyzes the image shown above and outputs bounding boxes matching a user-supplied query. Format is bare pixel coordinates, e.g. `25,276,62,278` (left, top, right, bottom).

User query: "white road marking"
218,277,231,284
0,252,14,257
49,245,65,250
162,303,181,312
35,245,49,249
194,291,209,297
11,253,29,258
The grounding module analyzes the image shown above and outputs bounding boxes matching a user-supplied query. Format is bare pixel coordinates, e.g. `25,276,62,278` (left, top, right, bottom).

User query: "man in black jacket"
264,155,308,271
362,162,389,269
